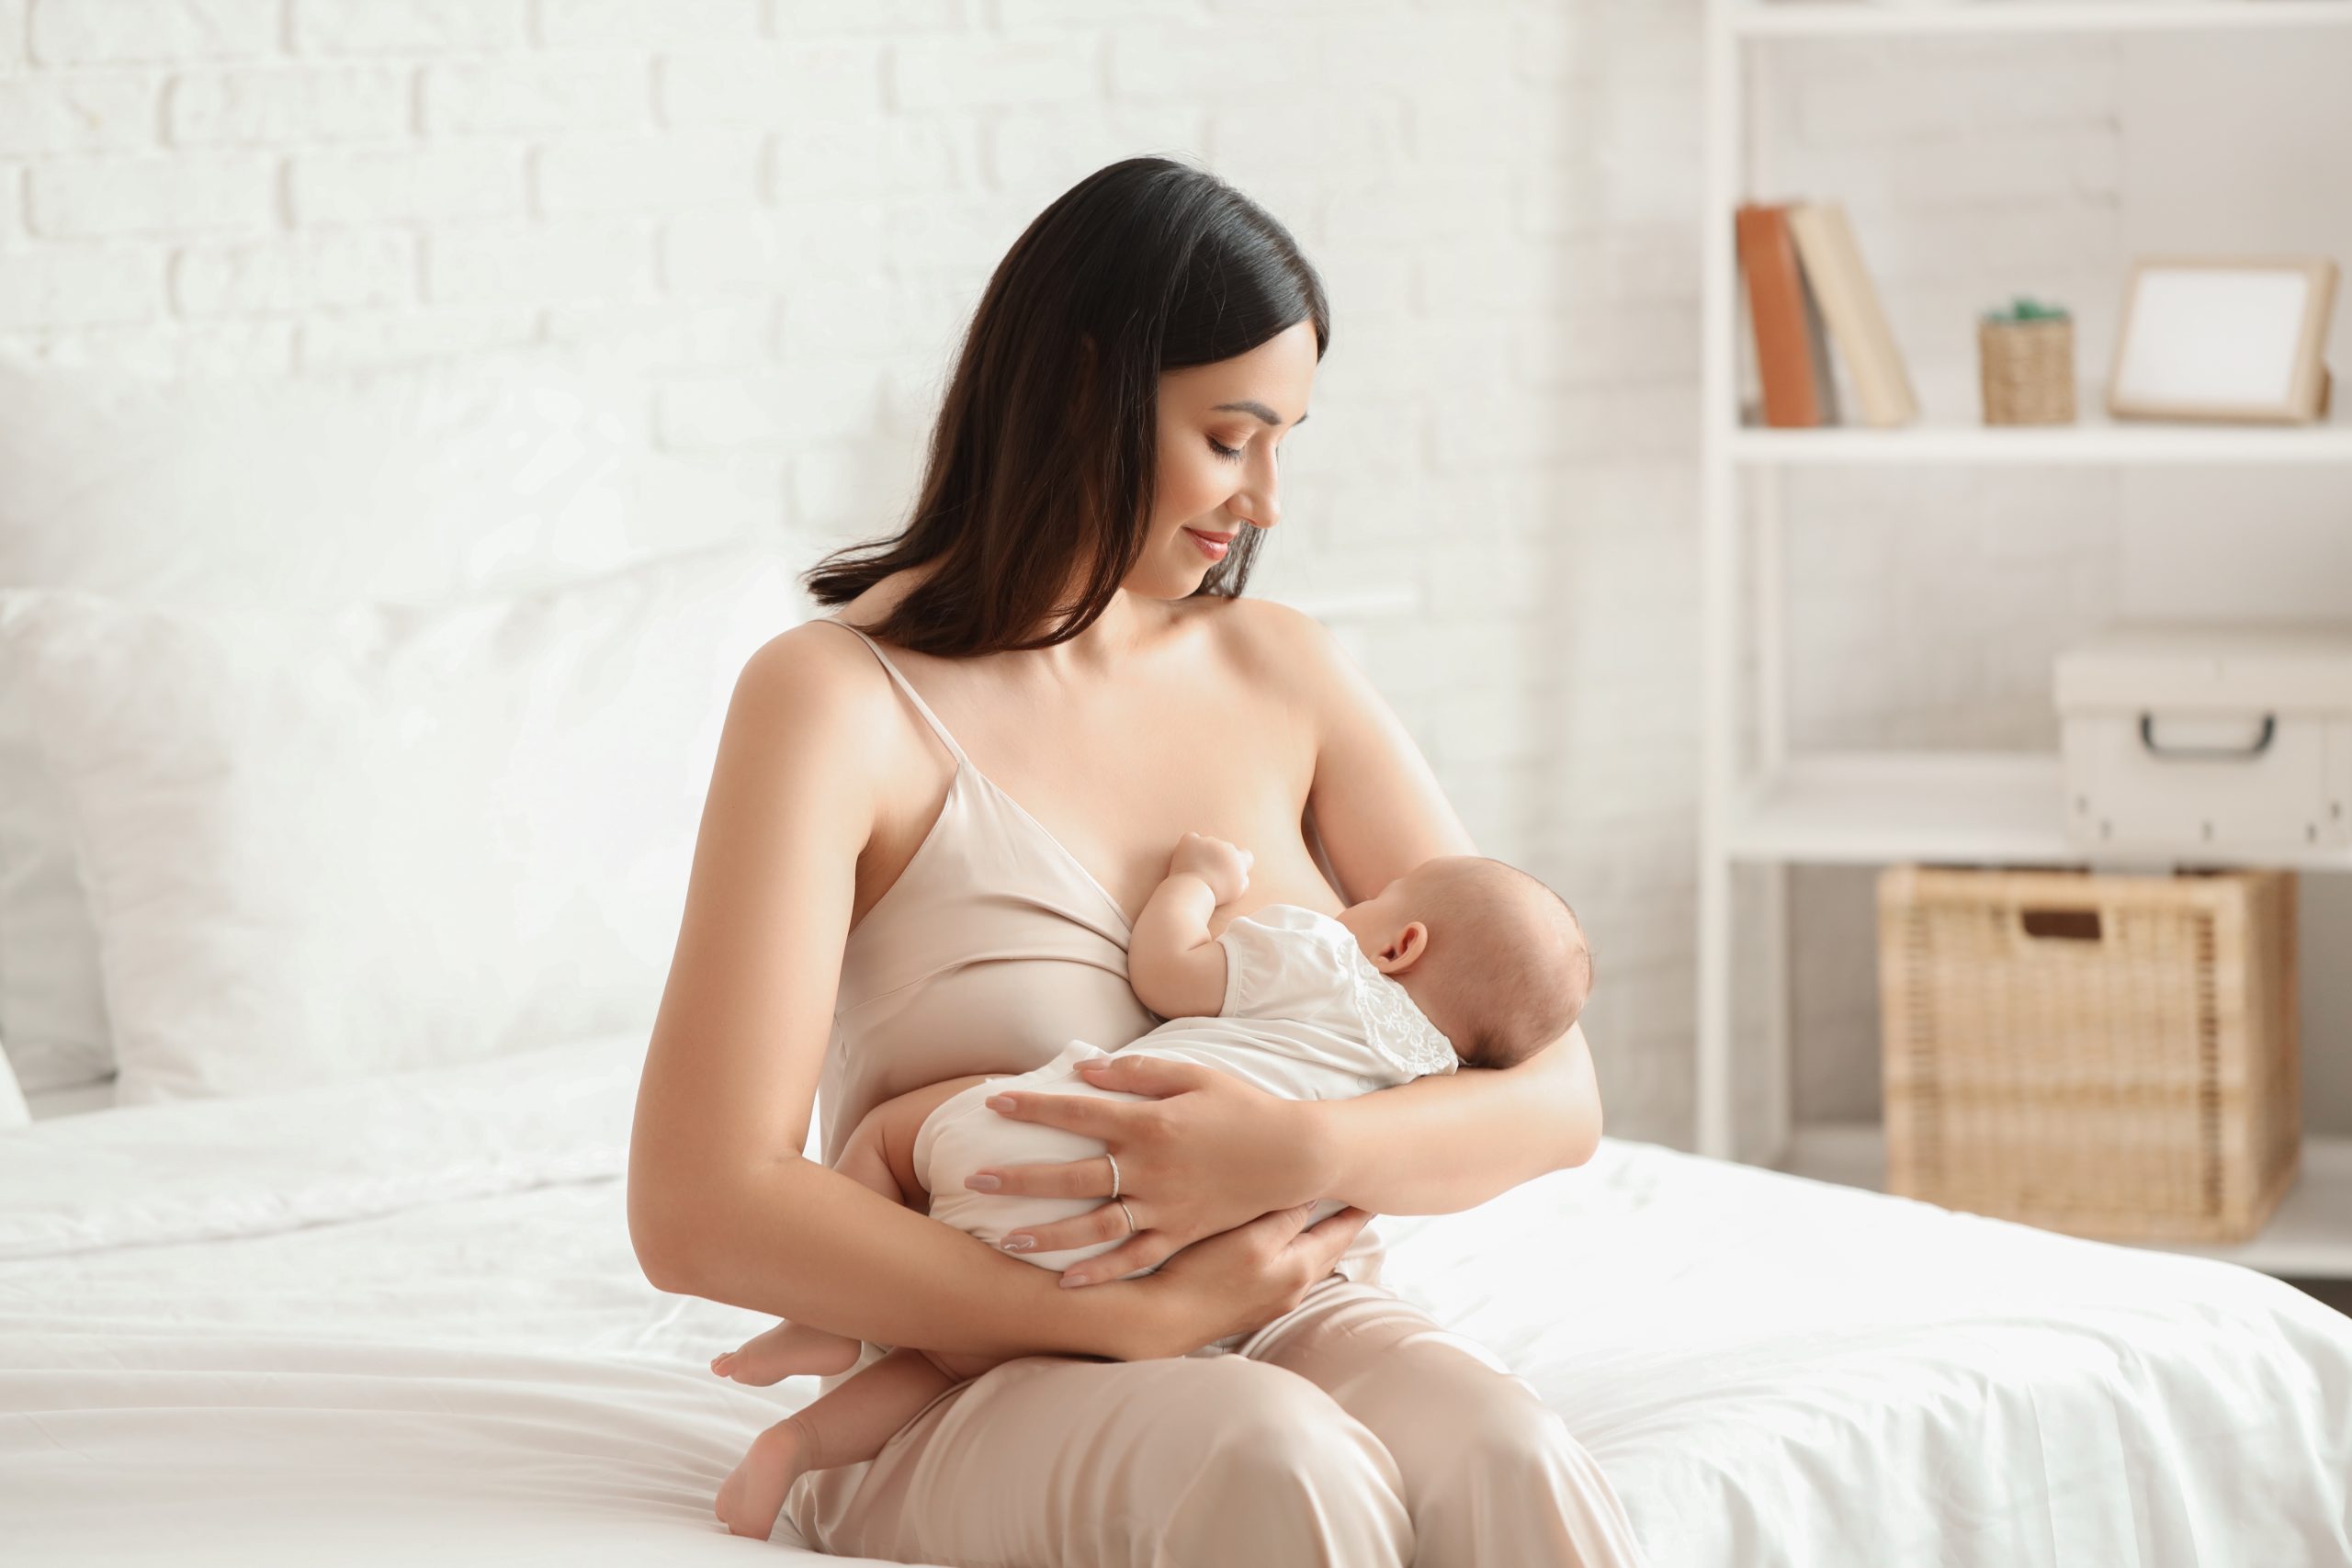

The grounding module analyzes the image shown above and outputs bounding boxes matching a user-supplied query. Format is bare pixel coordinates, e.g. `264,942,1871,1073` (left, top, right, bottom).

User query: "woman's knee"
1185,1355,1385,1472
1390,1371,1584,1501
1170,1357,1411,1564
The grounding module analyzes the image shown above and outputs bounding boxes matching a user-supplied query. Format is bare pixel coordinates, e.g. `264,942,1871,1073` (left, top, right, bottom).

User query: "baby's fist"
1170,831,1253,904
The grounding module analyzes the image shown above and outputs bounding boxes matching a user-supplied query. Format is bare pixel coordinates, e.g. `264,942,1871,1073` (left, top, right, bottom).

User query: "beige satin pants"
779,1271,1647,1567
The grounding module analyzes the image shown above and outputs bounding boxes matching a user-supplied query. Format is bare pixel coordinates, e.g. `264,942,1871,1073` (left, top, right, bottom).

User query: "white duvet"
4,1035,2348,1567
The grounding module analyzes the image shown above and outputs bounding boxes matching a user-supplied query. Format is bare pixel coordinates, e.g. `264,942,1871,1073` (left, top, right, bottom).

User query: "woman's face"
1126,318,1317,601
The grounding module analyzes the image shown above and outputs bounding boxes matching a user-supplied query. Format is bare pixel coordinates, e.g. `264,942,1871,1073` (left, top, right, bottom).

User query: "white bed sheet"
3,1035,2347,1568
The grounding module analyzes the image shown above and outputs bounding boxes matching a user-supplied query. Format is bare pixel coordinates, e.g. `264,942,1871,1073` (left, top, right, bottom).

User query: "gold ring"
1116,1199,1137,1236
1104,1151,1121,1201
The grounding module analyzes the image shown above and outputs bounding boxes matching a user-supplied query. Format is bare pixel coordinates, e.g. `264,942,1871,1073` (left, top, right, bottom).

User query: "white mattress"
3,1034,2347,1567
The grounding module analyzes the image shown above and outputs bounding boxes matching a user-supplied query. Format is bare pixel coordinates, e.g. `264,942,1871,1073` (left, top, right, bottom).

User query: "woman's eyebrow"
1212,400,1308,428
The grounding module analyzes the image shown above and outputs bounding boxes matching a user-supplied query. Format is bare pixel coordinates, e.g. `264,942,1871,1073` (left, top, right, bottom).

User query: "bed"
5,1032,2349,1567
3,355,2348,1565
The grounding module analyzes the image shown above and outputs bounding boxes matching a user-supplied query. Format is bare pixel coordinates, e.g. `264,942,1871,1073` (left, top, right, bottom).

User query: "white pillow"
0,352,759,1096
0,542,803,1104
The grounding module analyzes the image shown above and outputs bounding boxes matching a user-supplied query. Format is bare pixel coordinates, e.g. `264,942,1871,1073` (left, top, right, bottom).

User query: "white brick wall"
29,0,280,67
0,0,1705,1145
170,63,411,142
6,1,2336,1146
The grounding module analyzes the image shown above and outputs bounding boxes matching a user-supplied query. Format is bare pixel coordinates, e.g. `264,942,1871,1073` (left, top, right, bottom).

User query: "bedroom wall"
2,1,2339,1147
0,0,1709,1141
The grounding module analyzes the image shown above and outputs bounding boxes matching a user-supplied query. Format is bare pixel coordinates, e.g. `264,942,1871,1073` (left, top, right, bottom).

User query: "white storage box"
2056,622,2352,856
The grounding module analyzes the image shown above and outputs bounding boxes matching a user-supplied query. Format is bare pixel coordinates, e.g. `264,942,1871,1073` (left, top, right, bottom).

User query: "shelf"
1734,1,2352,39
1730,413,2352,467
1694,0,2352,1168
1726,750,2352,869
1729,751,2070,863
1779,1122,2352,1279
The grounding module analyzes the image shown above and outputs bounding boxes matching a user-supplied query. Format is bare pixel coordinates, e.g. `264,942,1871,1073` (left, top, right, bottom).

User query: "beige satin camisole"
810,615,1384,1285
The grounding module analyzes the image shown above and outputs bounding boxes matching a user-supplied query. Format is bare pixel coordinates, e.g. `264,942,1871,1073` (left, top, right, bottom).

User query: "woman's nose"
1235,461,1281,530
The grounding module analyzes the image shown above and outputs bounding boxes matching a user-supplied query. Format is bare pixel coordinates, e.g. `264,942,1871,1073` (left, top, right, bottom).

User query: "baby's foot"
710,1321,861,1386
715,1417,815,1540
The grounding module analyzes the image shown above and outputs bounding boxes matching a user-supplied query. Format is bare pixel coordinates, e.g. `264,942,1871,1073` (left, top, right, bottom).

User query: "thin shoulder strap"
819,616,972,769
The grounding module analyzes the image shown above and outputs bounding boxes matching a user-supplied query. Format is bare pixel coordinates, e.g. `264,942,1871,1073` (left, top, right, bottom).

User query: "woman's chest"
865,659,1340,931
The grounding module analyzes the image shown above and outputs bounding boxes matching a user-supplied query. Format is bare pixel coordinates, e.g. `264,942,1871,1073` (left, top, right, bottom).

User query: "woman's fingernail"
1060,1273,1090,1288
986,1095,1015,1112
966,1173,1001,1191
1001,1235,1035,1252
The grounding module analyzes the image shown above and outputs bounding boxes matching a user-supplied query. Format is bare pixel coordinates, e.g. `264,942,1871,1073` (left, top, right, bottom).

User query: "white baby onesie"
911,902,1462,1286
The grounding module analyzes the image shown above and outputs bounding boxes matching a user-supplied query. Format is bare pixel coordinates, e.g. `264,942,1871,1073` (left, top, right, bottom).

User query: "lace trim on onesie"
1340,944,1460,1077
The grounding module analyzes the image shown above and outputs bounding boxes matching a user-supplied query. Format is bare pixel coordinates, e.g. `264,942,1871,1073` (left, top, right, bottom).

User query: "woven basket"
1878,865,2300,1244
1979,317,2076,425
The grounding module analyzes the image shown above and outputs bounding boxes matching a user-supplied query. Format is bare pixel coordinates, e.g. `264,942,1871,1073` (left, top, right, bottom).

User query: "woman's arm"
1284,602,1607,1204
628,626,1190,1361
1299,1022,1602,1214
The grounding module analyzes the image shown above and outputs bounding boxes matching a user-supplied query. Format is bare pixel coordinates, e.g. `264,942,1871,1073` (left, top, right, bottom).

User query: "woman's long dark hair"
803,155,1329,658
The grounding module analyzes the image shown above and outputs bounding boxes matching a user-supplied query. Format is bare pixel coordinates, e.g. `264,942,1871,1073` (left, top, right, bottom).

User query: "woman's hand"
1141,1200,1374,1353
967,1055,1331,1285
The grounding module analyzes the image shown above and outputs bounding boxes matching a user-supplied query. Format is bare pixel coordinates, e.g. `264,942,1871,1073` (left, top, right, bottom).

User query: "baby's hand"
1169,831,1253,905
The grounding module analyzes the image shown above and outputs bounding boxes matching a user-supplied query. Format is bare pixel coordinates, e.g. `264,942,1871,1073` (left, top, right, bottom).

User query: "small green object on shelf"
1983,296,2070,324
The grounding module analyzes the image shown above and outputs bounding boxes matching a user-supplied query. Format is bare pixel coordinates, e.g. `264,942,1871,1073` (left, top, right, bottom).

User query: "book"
1798,242,1842,426
1786,200,1919,428
1735,202,1826,428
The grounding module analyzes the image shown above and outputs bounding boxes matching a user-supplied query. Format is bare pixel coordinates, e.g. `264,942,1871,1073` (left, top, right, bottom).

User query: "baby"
709,833,1593,1538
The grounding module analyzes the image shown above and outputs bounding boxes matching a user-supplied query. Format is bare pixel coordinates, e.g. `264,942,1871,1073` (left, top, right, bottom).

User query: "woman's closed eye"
1207,436,1243,462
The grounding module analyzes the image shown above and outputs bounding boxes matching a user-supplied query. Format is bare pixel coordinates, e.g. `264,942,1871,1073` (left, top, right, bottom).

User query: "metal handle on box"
2136,712,2276,761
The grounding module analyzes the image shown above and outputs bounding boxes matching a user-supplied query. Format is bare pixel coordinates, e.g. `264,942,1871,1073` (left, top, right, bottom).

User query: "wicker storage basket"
1979,317,2076,425
1878,865,2300,1244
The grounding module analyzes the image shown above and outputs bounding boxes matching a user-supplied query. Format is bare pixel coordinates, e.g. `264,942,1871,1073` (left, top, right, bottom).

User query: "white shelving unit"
1732,0,2352,38
1697,0,2352,1280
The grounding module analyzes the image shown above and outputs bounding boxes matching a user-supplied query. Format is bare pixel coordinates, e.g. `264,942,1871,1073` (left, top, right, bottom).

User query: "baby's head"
1336,856,1592,1071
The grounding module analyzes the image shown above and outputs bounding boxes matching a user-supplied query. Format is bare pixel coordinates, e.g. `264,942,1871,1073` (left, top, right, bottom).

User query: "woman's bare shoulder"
740,559,925,696
736,616,872,708
723,615,910,784
1193,592,1351,702
1181,591,1302,653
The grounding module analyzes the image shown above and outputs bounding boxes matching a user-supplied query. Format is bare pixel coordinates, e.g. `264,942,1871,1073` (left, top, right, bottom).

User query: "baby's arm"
1127,831,1250,1021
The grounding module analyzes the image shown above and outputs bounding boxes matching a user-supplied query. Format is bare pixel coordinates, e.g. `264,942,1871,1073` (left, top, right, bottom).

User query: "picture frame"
2106,255,2338,424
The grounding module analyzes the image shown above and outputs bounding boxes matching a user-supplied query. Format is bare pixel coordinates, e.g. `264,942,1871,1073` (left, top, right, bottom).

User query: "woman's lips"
1185,527,1233,561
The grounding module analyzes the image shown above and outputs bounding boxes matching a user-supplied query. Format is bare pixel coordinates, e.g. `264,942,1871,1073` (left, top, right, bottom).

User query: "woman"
628,156,1644,1567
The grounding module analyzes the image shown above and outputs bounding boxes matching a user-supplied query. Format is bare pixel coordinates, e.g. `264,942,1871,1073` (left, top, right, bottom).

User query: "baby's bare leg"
710,1319,862,1385
714,1347,962,1539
